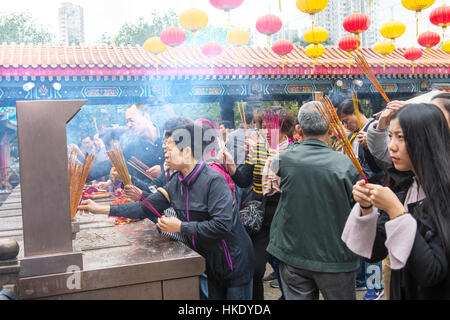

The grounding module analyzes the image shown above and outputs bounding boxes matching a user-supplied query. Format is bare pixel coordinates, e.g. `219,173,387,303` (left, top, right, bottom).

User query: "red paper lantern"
160,27,186,47
338,35,361,52
339,35,361,69
343,13,371,37
404,47,423,74
430,5,450,28
272,39,293,72
256,14,283,36
209,0,244,11
272,39,294,56
202,42,223,57
418,31,441,49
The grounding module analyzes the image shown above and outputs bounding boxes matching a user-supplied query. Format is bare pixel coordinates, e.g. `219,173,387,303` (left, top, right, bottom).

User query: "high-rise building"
59,2,85,45
315,0,381,47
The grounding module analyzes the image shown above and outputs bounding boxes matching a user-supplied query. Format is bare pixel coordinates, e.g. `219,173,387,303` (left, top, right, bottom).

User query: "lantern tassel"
412,61,415,75
383,57,386,72
227,11,231,33
279,0,282,12
416,11,419,38
282,56,285,73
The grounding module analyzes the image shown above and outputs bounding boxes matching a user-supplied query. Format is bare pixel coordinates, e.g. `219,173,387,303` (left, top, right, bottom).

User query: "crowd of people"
77,91,450,300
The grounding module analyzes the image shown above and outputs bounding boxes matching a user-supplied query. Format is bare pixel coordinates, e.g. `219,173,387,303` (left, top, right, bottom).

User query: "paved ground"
263,264,386,301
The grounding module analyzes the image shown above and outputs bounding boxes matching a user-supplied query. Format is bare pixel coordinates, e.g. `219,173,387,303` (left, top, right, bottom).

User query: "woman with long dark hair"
342,103,450,299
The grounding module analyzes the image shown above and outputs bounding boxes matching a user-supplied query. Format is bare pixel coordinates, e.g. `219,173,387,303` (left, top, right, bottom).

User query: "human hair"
164,117,208,161
392,103,450,256
219,120,232,129
244,110,254,125
264,106,296,139
431,92,450,115
338,99,357,116
128,102,148,115
254,109,265,129
297,102,329,136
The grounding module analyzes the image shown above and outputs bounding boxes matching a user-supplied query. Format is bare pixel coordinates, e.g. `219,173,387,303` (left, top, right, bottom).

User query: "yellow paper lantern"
179,8,209,33
296,0,328,26
227,28,250,67
143,37,167,74
443,39,450,53
380,20,406,41
144,37,167,54
296,0,328,15
304,25,328,44
374,40,395,71
305,43,325,74
227,28,250,46
401,0,435,36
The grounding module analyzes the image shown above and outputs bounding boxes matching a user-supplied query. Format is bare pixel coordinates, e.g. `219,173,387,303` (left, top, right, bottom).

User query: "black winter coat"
110,162,255,288
368,169,450,300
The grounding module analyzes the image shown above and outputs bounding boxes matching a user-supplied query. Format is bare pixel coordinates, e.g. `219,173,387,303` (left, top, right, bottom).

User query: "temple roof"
0,43,448,77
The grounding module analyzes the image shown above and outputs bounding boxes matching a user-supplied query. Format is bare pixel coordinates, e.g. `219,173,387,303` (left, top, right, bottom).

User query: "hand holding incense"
124,185,162,218
69,152,95,220
106,146,132,185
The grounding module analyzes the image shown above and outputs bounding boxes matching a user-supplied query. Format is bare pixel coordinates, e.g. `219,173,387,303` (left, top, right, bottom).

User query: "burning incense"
69,152,95,220
265,111,284,150
127,185,162,218
352,91,362,131
106,146,132,186
315,97,368,183
237,101,248,140
354,52,390,103
127,157,154,180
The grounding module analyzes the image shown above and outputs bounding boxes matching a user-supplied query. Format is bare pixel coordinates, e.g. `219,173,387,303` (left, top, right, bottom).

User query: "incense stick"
127,186,162,218
106,146,132,185
69,152,95,220
352,91,362,131
354,52,390,103
315,97,368,183
127,158,154,180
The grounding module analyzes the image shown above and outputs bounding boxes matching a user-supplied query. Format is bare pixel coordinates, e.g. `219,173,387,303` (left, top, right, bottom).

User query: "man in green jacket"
266,101,361,300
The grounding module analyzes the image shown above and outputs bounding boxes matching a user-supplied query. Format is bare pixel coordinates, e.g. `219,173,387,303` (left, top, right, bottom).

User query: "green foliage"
0,11,54,45
172,102,222,121
100,9,178,46
185,25,228,47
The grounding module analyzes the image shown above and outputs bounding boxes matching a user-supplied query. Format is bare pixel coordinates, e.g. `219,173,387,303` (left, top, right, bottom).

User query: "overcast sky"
1,0,444,46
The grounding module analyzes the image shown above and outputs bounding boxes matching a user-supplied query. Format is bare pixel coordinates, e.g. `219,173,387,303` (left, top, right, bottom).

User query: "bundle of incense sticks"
352,91,362,131
106,146,132,186
68,152,95,220
127,186,162,218
237,101,248,140
213,121,228,172
315,96,368,183
127,157,154,180
354,51,390,103
265,111,285,150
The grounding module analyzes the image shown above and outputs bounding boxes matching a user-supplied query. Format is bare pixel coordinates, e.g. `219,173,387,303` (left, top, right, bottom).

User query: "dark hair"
244,110,254,125
163,116,194,132
164,117,208,161
338,99,357,116
431,92,450,115
219,120,232,129
264,106,296,139
392,103,450,256
128,103,148,115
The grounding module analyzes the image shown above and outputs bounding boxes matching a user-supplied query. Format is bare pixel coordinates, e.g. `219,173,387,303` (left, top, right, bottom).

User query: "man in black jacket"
80,119,255,300
89,103,165,191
